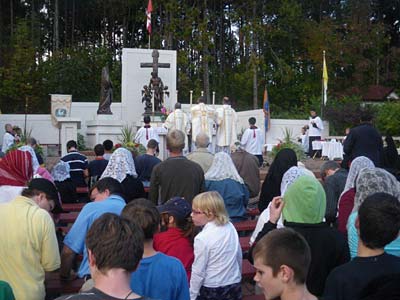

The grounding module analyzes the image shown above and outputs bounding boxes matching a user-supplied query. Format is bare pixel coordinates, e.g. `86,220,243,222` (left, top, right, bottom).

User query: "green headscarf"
283,175,326,224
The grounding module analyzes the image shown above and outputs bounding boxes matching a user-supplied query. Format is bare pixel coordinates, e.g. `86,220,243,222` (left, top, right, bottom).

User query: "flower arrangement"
124,141,146,157
160,106,169,122
271,127,305,160
118,126,146,157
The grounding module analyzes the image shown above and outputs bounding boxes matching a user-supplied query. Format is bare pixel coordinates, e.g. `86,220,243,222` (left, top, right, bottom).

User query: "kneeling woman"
204,152,249,222
100,147,145,202
190,191,242,300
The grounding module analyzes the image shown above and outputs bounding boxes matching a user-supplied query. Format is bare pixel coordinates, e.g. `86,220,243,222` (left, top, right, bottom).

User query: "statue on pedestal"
141,85,153,113
140,49,171,114
149,71,168,112
97,66,113,115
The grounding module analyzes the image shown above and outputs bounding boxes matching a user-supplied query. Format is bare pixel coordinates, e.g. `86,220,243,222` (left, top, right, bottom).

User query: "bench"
246,208,260,219
57,227,70,234
240,236,251,252
62,203,85,212
45,272,84,297
242,259,256,279
76,187,89,194
243,295,264,300
58,212,79,224
234,219,257,233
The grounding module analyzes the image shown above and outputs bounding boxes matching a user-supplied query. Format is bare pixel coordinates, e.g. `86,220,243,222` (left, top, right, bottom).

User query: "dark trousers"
309,136,321,158
255,155,263,167
197,282,242,300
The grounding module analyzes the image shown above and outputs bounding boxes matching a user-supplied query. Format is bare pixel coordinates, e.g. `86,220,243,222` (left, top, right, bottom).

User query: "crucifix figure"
140,50,170,112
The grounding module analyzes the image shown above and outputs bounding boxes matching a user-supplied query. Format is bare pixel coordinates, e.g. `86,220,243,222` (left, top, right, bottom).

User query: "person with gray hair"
164,102,191,154
150,129,205,205
191,97,216,152
320,160,348,225
2,123,17,153
27,137,44,165
187,132,214,173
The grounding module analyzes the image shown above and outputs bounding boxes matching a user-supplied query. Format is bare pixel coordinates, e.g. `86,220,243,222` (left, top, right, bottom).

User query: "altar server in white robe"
215,97,237,154
135,115,160,148
164,102,191,153
190,97,216,152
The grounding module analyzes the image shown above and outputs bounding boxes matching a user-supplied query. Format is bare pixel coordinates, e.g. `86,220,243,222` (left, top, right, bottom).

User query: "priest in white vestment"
190,97,216,152
215,97,237,154
164,102,191,153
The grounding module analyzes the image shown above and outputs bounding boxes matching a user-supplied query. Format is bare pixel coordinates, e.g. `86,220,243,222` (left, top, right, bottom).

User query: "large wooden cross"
140,49,170,73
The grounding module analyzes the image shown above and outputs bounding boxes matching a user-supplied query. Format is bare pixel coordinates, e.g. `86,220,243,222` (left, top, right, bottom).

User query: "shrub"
324,96,374,135
376,102,400,136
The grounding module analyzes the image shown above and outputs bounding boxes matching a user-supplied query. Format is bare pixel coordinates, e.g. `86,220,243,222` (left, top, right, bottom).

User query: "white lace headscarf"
18,145,40,174
353,167,400,212
100,147,137,182
280,166,304,196
340,156,375,198
52,160,71,182
205,152,244,184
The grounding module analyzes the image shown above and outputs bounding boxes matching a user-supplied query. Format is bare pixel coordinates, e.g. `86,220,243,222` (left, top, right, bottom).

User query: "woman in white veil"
204,152,249,222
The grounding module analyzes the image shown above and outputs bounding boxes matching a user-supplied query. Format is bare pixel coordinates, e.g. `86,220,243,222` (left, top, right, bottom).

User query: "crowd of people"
0,104,399,300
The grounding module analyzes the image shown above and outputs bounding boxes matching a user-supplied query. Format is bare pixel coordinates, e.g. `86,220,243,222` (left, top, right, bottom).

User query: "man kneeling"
253,228,317,300
56,213,151,300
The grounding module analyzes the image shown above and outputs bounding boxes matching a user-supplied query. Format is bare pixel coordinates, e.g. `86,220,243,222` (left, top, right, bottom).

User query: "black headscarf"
258,148,297,212
383,136,400,169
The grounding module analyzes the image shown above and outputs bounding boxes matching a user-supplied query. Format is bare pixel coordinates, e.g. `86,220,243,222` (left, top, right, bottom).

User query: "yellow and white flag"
323,50,328,105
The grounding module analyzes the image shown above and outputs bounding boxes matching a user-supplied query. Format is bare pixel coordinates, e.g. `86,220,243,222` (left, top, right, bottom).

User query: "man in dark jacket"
320,160,348,225
343,113,383,167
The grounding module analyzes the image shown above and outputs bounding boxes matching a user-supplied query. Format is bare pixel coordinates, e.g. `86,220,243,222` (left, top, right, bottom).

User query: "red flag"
146,0,153,34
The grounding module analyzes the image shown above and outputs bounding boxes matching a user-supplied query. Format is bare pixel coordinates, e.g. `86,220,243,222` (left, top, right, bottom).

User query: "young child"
122,199,189,300
154,197,195,280
252,228,317,300
190,191,242,300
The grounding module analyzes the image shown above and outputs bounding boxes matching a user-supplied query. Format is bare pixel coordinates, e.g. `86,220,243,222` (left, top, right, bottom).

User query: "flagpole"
146,0,152,50
321,50,325,118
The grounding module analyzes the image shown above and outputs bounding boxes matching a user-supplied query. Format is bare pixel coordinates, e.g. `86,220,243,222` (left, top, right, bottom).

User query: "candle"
190,90,193,106
201,91,204,97
212,91,215,106
152,93,155,114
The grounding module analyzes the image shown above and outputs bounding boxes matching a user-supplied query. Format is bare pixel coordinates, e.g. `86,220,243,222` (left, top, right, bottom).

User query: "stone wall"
0,108,329,151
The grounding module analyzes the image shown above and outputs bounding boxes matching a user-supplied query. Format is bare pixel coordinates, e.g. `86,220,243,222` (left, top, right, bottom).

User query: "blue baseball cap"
157,197,191,220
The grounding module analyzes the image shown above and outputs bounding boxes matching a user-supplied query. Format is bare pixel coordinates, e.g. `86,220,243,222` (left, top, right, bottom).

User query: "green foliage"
40,47,119,102
376,102,400,136
324,96,367,135
271,128,305,160
20,128,33,144
77,133,87,151
0,0,400,117
119,125,146,156
0,19,45,113
120,125,135,145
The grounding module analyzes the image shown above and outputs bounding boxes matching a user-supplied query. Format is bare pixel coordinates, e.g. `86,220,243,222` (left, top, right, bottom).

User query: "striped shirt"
61,151,88,187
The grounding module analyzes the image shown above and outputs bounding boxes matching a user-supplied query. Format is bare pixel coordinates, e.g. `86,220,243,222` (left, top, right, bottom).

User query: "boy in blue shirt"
122,199,189,300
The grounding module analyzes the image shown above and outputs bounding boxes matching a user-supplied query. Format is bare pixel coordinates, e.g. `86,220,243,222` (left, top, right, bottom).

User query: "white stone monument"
121,48,177,123
121,48,177,159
